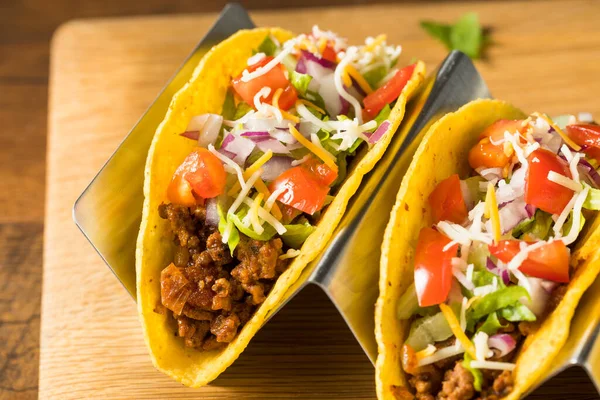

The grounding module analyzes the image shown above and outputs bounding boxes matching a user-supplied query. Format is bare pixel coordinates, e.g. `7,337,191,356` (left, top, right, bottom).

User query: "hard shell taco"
375,99,600,399
136,26,425,386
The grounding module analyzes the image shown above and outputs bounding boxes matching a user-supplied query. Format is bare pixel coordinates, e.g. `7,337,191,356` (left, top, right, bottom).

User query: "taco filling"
397,113,600,399
158,27,419,351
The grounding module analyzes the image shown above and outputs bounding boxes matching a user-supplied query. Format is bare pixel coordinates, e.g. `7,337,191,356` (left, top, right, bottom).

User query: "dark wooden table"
1,1,598,399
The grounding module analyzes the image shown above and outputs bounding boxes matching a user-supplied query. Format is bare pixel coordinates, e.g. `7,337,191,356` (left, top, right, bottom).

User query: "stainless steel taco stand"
73,3,600,397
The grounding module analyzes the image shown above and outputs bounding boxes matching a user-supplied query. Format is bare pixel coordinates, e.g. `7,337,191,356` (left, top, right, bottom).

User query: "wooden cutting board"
42,1,600,398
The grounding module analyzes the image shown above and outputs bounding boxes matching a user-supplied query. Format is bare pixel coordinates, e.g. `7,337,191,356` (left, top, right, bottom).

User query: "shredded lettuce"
562,210,586,236
471,268,504,288
305,90,327,112
583,183,600,210
331,153,348,187
477,312,507,335
230,205,276,241
468,286,530,321
397,283,438,319
257,35,278,56
290,71,312,96
467,242,490,270
281,221,315,249
406,311,453,352
217,205,240,255
463,353,483,391
512,217,534,238
221,89,236,119
374,104,392,126
499,304,536,322
363,65,388,89
528,210,553,240
233,101,253,120
464,176,485,204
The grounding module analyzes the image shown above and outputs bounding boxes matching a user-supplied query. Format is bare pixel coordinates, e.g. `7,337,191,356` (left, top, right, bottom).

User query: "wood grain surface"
34,0,600,399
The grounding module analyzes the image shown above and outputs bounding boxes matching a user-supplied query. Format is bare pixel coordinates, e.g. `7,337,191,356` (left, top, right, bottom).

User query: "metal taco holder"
73,3,600,396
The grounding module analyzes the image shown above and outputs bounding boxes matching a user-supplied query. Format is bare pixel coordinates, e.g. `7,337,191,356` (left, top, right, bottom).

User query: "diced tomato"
300,156,338,186
232,56,291,110
280,204,302,224
274,84,298,110
167,148,226,205
167,173,197,207
489,240,570,283
322,45,337,63
413,227,458,307
269,166,330,215
525,148,574,215
363,64,416,118
468,119,526,170
566,124,600,162
428,174,468,224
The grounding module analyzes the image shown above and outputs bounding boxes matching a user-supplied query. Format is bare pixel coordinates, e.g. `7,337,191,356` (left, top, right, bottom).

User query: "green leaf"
477,312,507,336
420,12,485,59
363,65,388,89
499,304,536,322
471,268,504,289
230,205,276,241
374,104,392,126
331,153,348,188
468,286,530,321
528,210,553,240
281,221,316,249
420,21,453,49
466,242,490,270
257,35,278,56
305,90,327,112
512,217,534,238
290,71,312,96
450,12,483,59
583,183,600,210
463,353,483,391
397,283,439,319
348,138,364,154
217,205,240,255
562,210,586,236
233,101,253,120
221,90,236,120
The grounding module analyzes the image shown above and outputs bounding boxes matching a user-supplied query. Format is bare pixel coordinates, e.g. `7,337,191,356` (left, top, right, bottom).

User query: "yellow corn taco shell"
136,27,426,387
375,98,600,399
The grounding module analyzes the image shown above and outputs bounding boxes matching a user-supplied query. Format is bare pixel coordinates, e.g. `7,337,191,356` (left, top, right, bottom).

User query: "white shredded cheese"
242,198,287,235
561,186,590,245
208,144,246,189
453,266,475,291
473,284,497,297
333,47,363,124
561,144,574,163
264,185,287,212
460,297,468,332
247,52,266,66
470,360,516,371
417,345,466,367
249,195,265,235
279,249,301,260
241,35,302,82
228,169,263,216
578,112,594,122
506,240,551,271
466,264,474,282
553,191,580,237
296,102,332,131
547,171,582,192
473,332,493,361
291,154,311,166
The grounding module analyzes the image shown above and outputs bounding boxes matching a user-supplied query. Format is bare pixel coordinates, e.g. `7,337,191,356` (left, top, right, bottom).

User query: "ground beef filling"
403,284,567,400
157,203,289,351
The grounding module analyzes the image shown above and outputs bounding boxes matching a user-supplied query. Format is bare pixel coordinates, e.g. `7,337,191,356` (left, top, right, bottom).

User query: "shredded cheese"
288,123,338,171
416,344,437,360
561,186,589,245
485,183,502,243
453,266,475,291
363,34,386,52
271,88,300,123
264,185,287,212
279,248,301,260
241,36,301,82
334,47,363,124
460,297,468,332
345,64,373,94
473,332,493,361
470,360,516,371
296,103,332,132
208,144,246,188
506,240,551,271
553,191,579,237
296,99,326,115
533,112,581,151
242,198,287,235
439,303,477,359
228,169,263,216
250,193,265,234
417,344,465,367
547,171,582,192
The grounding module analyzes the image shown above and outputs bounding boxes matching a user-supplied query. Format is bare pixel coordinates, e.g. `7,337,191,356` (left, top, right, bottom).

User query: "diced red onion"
578,157,600,187
488,334,517,357
525,204,536,218
261,156,293,181
181,114,223,147
256,139,290,154
300,50,336,70
241,131,271,142
272,128,297,144
221,134,255,165
486,258,511,285
295,57,307,74
540,280,559,293
522,277,550,317
368,121,391,144
486,200,529,234
205,198,219,226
